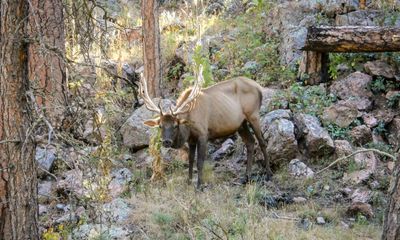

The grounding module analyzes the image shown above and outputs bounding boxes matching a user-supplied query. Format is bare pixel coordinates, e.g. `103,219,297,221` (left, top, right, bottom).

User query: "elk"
140,66,272,188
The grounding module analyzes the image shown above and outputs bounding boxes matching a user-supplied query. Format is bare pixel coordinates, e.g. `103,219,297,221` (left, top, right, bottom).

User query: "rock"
364,60,396,79
322,100,358,127
56,203,67,212
289,159,314,178
211,138,235,161
298,217,312,231
56,213,77,224
386,91,400,108
39,204,49,216
388,117,400,151
264,119,298,164
371,109,395,124
260,88,288,113
346,202,374,219
294,113,335,157
36,146,57,177
334,140,353,158
132,148,152,168
342,187,353,197
343,150,377,184
349,125,372,145
56,169,86,198
261,109,292,130
101,198,133,224
206,0,225,15
351,188,372,203
242,61,259,74
387,161,395,173
82,117,107,144
362,113,378,128
336,10,400,26
330,72,373,100
38,181,53,203
120,98,173,150
108,168,133,198
293,197,307,203
70,224,130,240
316,216,326,225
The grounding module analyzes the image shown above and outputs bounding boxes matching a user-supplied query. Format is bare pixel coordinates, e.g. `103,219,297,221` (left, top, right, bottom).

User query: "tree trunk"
301,26,400,52
28,0,67,128
298,51,329,85
142,0,161,97
382,154,400,240
0,0,39,239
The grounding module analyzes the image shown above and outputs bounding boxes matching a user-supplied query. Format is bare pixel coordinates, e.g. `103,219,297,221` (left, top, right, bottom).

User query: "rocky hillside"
38,0,400,239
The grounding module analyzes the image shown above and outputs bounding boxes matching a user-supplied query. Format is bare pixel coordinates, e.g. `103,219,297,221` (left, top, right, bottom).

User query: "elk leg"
247,115,273,178
188,143,196,184
238,121,255,181
196,136,208,188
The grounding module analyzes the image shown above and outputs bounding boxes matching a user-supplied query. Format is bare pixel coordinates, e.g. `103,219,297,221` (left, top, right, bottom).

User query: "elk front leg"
196,137,208,188
188,143,196,184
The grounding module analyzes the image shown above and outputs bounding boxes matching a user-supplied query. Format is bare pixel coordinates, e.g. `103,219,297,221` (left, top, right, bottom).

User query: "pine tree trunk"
28,0,67,128
0,0,39,239
142,0,161,97
382,154,400,240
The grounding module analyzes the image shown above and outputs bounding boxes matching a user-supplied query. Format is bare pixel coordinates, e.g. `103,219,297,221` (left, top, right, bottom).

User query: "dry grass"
127,164,382,240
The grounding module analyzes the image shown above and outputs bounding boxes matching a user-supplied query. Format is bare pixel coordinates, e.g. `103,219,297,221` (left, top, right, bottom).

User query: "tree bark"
28,0,67,128
0,0,39,239
301,26,400,52
298,51,329,85
142,0,161,97
382,154,400,240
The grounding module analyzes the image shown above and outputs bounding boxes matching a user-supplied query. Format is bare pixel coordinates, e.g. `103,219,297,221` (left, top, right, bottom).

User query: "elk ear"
179,119,189,125
143,118,160,127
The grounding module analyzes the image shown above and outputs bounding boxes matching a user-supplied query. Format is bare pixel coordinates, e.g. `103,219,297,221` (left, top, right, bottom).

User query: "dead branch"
316,148,397,175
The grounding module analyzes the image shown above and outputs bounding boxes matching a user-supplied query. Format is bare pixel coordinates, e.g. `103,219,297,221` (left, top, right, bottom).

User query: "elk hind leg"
238,121,255,181
247,114,273,178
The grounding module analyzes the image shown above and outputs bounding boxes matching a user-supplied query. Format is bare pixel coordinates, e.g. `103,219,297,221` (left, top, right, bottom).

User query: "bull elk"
140,66,272,188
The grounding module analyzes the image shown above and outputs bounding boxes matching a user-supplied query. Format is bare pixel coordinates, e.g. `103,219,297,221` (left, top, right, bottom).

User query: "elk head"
140,66,204,149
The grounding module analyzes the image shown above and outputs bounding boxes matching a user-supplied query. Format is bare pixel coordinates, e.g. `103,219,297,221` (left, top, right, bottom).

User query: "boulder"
349,125,372,145
120,98,173,150
351,188,372,203
70,224,130,240
260,89,288,114
330,72,373,100
211,138,235,161
371,108,396,124
343,149,378,184
336,10,400,27
38,181,53,203
364,60,396,79
261,109,292,130
56,169,86,198
108,168,133,198
334,140,354,167
294,113,335,157
388,117,400,151
288,159,314,178
36,146,57,177
101,198,133,224
322,100,358,127
362,113,378,128
264,119,298,163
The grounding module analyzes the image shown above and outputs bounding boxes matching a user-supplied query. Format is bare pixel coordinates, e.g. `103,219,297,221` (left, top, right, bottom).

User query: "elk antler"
138,73,162,114
171,65,204,115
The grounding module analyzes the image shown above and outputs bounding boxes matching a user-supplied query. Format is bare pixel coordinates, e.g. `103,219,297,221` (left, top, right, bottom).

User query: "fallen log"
301,26,400,53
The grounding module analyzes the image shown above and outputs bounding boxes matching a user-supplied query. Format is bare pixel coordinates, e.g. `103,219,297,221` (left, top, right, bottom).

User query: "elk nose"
162,139,173,148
